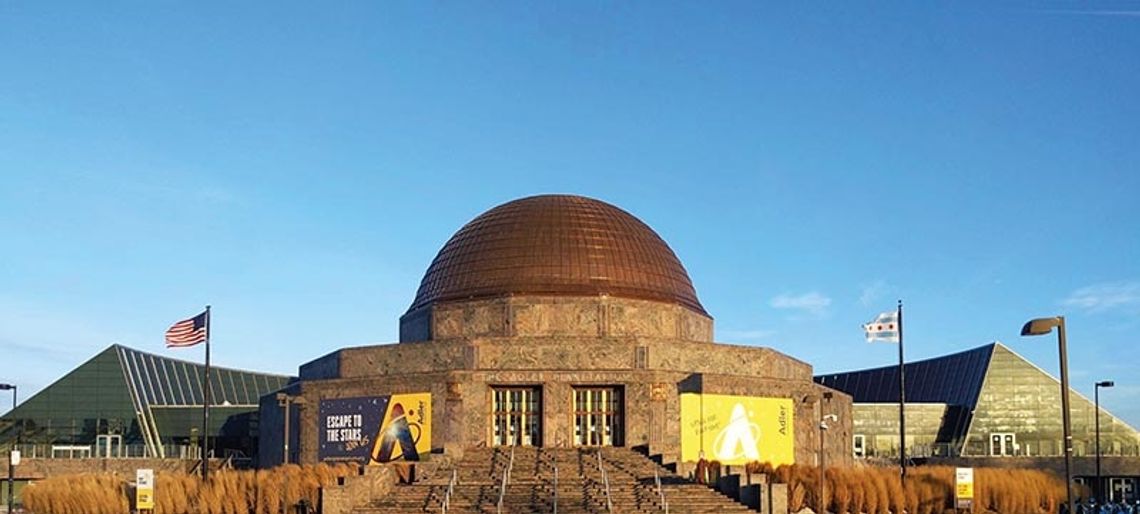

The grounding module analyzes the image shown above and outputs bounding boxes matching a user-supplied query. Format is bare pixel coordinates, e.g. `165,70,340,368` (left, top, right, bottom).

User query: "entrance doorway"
1109,478,1135,503
95,434,123,458
989,433,1016,456
573,387,623,447
491,387,542,447
853,434,866,458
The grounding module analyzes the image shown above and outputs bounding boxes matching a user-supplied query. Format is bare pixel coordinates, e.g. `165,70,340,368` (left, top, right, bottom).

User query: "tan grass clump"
750,463,1064,514
22,463,358,514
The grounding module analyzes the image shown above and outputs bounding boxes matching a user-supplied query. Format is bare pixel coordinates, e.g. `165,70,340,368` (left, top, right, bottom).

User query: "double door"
989,433,1016,456
95,434,123,458
492,387,542,447
573,387,623,447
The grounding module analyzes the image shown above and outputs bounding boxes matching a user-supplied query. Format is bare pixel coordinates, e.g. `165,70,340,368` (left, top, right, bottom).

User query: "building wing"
0,344,293,459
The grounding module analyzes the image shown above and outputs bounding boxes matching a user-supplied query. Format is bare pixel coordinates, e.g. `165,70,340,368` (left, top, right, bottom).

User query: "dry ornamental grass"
22,463,357,514
21,460,1064,514
742,462,1065,514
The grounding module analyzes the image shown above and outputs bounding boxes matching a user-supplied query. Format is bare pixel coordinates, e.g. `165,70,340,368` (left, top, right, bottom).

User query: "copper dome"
408,195,706,315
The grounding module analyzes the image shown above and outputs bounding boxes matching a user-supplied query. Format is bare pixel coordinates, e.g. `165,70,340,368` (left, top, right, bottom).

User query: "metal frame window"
572,386,623,447
989,432,1016,456
491,386,542,447
1109,477,1135,503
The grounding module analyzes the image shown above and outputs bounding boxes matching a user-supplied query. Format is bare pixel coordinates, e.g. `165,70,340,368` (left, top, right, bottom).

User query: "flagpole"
898,300,907,485
202,305,211,482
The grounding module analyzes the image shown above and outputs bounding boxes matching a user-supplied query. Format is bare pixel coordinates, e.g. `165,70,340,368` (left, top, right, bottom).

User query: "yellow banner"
680,393,795,466
368,393,432,464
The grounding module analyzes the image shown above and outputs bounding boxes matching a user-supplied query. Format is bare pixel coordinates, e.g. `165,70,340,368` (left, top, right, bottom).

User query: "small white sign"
9,449,19,466
956,467,974,510
136,468,154,488
136,468,155,510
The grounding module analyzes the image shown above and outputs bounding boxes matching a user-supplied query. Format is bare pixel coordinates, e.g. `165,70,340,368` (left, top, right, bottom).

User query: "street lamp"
1,383,16,514
1021,316,1074,514
276,393,306,465
276,392,306,514
818,391,835,514
1095,380,1115,502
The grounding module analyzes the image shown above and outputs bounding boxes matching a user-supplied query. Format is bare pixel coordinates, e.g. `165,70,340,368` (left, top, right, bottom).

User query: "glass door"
853,434,866,458
1109,478,1134,503
95,434,123,458
989,433,1016,456
573,387,623,447
492,387,542,446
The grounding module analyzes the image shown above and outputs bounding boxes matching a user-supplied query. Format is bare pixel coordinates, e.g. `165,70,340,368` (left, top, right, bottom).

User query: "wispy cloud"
0,297,120,364
1062,281,1140,313
119,179,241,207
720,329,777,342
770,292,832,317
859,280,889,308
1036,9,1140,17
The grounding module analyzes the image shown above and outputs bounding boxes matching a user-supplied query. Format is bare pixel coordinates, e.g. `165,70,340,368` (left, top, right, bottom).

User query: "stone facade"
399,296,714,343
269,295,853,469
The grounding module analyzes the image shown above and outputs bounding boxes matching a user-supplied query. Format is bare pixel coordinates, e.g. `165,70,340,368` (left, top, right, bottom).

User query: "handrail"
496,447,515,514
596,451,613,513
441,469,457,513
553,464,558,514
496,458,506,514
654,468,669,514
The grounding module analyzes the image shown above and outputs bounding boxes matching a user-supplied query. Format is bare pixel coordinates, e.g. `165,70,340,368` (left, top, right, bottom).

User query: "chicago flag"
862,311,900,343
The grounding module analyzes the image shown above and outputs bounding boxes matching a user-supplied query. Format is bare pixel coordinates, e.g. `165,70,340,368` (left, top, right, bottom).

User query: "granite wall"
399,296,714,343
285,368,852,468
277,295,853,470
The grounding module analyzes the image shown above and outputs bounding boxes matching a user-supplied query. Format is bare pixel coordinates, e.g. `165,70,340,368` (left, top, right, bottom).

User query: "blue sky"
3,2,1139,426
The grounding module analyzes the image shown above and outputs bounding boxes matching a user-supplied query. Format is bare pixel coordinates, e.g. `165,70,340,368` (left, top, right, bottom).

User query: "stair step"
356,447,756,514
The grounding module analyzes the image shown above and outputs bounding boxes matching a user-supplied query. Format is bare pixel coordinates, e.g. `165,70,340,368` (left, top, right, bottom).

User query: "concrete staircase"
354,447,754,514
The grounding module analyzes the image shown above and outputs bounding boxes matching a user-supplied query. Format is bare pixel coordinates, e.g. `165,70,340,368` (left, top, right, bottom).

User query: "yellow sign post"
680,393,795,466
136,468,155,512
955,467,974,511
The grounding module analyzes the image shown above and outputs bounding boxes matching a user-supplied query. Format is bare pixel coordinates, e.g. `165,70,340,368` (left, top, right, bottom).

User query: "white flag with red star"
862,311,900,343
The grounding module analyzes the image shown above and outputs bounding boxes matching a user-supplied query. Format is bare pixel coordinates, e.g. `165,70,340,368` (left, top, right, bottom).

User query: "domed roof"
408,194,706,315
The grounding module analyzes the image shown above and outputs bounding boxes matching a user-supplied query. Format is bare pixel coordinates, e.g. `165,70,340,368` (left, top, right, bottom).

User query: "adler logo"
680,393,795,466
712,403,762,461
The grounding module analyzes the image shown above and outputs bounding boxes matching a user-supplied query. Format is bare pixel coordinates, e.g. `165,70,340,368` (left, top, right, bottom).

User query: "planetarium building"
260,195,851,469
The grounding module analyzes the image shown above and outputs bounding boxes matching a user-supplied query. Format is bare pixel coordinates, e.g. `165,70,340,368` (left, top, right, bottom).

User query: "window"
572,387,623,447
853,434,866,458
491,387,542,447
990,433,1016,456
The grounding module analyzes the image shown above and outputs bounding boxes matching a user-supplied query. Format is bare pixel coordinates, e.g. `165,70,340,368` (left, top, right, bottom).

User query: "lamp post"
818,390,835,514
1,383,16,514
819,413,837,513
1021,316,1074,514
275,393,306,465
276,392,305,513
1095,380,1114,502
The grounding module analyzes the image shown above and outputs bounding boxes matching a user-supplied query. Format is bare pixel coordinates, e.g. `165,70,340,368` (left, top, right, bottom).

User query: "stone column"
545,381,571,447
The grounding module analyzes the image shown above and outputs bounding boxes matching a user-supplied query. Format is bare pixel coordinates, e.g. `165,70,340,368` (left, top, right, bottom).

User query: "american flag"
165,311,208,348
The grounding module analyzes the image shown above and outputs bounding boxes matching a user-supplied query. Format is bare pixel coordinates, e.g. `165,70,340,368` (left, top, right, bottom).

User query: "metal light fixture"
1021,316,1074,514
1095,380,1115,502
1,383,16,514
818,391,836,514
276,393,306,465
